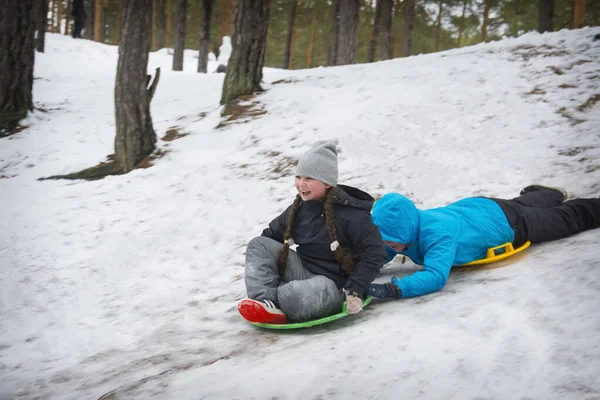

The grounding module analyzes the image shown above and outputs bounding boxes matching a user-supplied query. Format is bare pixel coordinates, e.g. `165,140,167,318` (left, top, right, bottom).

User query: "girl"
238,141,387,324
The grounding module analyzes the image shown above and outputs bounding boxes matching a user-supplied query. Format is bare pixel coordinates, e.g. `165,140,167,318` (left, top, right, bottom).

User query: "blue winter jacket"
371,193,514,298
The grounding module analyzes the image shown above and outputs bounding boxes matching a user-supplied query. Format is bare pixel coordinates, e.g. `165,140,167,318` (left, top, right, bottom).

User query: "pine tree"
482,0,490,41
379,0,393,60
283,0,298,69
36,0,49,52
172,0,188,71
0,0,35,135
570,0,585,29
94,0,104,42
335,0,359,65
402,0,416,57
198,0,214,73
220,0,271,105
327,0,340,66
368,0,382,62
114,0,158,172
156,0,167,48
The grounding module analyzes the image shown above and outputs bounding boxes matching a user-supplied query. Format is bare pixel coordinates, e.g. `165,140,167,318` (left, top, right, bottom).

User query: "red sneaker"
238,299,287,324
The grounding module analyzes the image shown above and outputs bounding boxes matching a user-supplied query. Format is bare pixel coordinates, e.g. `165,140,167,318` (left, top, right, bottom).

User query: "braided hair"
276,188,359,277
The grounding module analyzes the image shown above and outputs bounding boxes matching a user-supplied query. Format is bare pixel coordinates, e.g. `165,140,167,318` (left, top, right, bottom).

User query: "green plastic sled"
250,296,372,330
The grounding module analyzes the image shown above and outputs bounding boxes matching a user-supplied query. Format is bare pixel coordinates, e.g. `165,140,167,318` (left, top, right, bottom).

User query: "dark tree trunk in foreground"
335,0,359,65
172,0,188,71
402,0,415,57
220,0,270,105
36,0,48,52
379,0,393,60
367,0,382,63
538,0,555,33
327,0,340,66
0,0,35,135
114,0,157,173
197,0,214,73
283,0,297,69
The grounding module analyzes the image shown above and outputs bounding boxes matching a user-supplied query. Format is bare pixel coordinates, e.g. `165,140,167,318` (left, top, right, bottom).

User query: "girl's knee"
277,278,343,322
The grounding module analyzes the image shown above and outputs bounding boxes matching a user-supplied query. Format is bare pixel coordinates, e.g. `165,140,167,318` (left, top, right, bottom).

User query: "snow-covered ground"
1,28,600,400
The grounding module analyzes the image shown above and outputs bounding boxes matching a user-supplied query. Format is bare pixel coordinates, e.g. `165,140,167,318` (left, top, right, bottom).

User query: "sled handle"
486,242,514,259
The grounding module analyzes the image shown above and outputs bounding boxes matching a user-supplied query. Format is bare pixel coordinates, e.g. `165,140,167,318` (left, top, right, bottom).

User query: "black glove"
366,282,401,299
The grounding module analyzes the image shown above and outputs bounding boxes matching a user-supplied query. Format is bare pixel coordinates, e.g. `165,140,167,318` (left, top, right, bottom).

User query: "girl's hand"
345,293,363,315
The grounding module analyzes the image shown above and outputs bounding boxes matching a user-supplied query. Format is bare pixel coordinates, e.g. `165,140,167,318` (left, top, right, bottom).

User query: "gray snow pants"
245,236,345,322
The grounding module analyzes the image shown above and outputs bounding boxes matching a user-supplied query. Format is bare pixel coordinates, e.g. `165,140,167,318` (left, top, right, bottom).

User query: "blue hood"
372,193,420,244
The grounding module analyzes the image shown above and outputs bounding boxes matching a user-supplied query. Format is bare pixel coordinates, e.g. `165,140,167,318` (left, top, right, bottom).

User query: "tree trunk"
114,0,156,173
166,0,172,47
335,0,359,65
65,0,72,35
306,13,316,68
0,0,35,135
94,0,103,41
327,0,340,66
172,0,187,71
36,0,49,52
57,0,62,33
197,0,214,73
367,0,382,63
116,0,124,44
283,0,297,69
71,0,86,38
402,0,415,57
86,0,95,39
156,0,167,49
538,0,554,33
152,0,156,50
457,0,467,47
220,0,270,105
570,0,585,29
435,0,443,52
482,0,490,42
218,0,236,41
379,0,393,60
52,0,58,32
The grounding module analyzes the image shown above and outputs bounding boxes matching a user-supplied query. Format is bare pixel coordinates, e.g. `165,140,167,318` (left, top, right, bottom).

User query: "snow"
1,28,600,400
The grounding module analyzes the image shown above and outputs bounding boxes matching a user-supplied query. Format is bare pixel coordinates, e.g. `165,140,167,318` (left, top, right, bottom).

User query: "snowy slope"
1,28,600,400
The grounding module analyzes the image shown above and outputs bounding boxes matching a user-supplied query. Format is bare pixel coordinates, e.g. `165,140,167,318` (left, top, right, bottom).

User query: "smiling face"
295,176,331,201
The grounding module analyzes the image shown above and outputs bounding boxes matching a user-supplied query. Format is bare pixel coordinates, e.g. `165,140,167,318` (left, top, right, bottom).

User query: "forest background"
44,0,600,70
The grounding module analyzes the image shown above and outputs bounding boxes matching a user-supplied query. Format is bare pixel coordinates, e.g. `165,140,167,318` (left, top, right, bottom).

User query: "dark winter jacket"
261,185,388,298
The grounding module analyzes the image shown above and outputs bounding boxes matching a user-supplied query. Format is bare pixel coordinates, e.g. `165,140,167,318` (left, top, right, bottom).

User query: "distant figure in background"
367,185,600,300
238,141,387,324
72,0,86,39
215,64,226,73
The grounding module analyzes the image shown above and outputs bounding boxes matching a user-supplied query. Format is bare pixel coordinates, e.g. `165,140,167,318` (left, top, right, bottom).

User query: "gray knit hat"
296,140,338,187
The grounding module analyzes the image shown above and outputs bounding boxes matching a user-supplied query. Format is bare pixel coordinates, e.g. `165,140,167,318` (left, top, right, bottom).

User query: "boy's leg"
244,236,312,303
505,198,600,243
509,186,566,208
527,199,600,242
277,276,345,322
